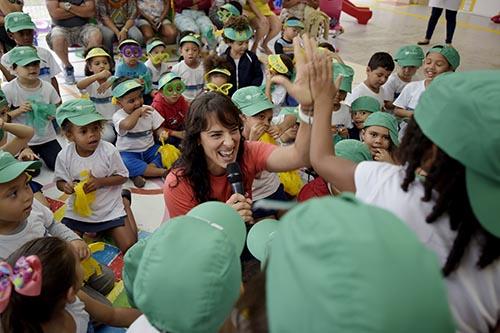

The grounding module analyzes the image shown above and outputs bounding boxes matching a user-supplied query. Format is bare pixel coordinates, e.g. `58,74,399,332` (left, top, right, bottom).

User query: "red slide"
342,0,372,24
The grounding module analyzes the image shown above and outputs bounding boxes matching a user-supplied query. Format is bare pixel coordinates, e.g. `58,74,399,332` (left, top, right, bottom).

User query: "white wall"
467,0,500,17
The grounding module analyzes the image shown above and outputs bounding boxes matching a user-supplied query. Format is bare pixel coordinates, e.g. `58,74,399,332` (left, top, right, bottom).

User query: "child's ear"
7,32,14,40
366,66,371,74
66,286,77,303
239,114,247,122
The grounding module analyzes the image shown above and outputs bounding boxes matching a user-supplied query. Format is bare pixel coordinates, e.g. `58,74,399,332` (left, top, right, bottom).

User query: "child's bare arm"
83,172,127,193
77,71,112,90
7,102,31,119
394,107,413,119
119,107,151,131
56,179,75,195
0,121,34,155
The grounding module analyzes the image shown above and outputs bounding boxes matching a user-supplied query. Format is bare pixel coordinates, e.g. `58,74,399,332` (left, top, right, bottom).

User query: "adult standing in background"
0,0,23,52
418,0,461,46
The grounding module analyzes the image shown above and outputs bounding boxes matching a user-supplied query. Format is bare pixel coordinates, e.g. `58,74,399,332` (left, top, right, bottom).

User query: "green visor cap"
247,218,279,263
118,38,141,49
414,70,500,237
279,106,299,118
0,150,41,184
146,39,166,54
351,95,380,113
4,12,35,33
9,46,40,66
187,201,246,255
394,45,424,67
267,194,455,333
284,18,304,29
363,112,399,146
56,99,105,127
0,89,8,108
333,63,354,93
223,27,253,41
335,139,372,163
123,215,242,333
179,34,202,47
428,44,460,70
158,72,182,90
232,86,275,116
220,3,241,16
112,79,143,98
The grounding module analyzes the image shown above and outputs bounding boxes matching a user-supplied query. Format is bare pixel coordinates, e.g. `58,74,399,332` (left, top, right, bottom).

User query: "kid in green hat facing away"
311,69,500,333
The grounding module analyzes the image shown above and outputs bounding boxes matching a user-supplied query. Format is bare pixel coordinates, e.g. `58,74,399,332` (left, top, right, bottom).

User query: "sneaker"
64,65,76,85
132,176,146,188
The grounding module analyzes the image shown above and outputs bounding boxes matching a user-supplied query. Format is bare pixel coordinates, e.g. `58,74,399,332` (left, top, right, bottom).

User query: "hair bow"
0,256,42,313
206,82,233,95
150,52,170,65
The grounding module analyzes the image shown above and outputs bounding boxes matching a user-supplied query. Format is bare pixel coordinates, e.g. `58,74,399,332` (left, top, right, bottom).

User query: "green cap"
414,70,500,237
56,99,105,127
335,139,372,163
187,201,246,255
112,79,143,98
9,46,40,66
146,39,166,54
333,63,354,93
279,106,299,119
220,3,241,16
428,44,460,70
363,112,399,147
158,72,182,90
351,96,380,113
246,218,279,263
267,194,455,333
0,89,8,108
4,12,35,33
284,18,304,29
0,150,41,184
118,38,140,49
179,34,202,47
232,86,274,116
223,27,253,41
394,45,425,67
123,215,242,333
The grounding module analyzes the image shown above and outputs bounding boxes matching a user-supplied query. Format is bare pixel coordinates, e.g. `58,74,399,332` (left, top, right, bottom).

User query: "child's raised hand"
137,106,153,117
18,147,39,161
249,123,268,141
98,70,112,81
70,239,90,260
310,48,338,103
268,125,282,140
373,148,394,163
83,171,101,193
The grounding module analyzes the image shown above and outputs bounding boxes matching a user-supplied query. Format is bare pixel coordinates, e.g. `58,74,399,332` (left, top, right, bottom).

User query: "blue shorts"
62,216,126,233
119,144,163,177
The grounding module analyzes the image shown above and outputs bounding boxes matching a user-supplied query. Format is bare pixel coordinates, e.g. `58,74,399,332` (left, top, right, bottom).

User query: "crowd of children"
0,3,498,333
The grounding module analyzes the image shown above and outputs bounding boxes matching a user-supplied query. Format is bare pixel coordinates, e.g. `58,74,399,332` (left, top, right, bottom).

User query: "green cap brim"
158,73,182,89
8,23,36,32
284,20,304,29
241,99,275,116
59,113,105,127
0,159,41,183
179,35,201,47
466,168,500,237
119,39,141,49
112,80,144,98
223,27,253,41
146,40,166,54
247,219,279,263
15,56,40,67
396,58,423,67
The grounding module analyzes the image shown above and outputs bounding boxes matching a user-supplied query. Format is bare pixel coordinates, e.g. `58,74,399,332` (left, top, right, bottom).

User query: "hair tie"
0,256,43,313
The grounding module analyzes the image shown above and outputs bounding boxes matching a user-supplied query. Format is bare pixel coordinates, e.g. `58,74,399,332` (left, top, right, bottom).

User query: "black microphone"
226,162,245,195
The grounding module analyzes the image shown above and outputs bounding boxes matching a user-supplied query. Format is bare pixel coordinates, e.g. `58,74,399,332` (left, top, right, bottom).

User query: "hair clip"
0,256,42,313
206,82,233,95
150,52,170,65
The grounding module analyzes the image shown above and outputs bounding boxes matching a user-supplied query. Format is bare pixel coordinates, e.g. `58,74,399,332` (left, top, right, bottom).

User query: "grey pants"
99,25,144,53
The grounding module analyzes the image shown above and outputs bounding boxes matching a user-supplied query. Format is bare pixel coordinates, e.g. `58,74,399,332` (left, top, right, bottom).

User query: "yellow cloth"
244,0,275,19
157,138,181,169
73,170,96,217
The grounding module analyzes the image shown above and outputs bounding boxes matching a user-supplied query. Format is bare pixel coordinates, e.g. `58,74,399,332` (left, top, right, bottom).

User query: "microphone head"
226,162,242,183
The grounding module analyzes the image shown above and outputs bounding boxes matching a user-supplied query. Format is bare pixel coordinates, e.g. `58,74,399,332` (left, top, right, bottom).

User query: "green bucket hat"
414,70,500,237
112,79,143,98
267,194,455,333
246,218,279,263
187,201,247,255
363,112,399,147
4,12,36,33
179,34,202,47
56,99,105,127
394,45,425,67
158,72,182,90
9,46,40,66
232,86,275,116
0,150,41,184
351,96,380,113
284,18,305,29
335,139,372,163
428,44,460,71
279,106,299,120
333,63,354,93
123,215,242,333
223,26,253,41
146,39,166,54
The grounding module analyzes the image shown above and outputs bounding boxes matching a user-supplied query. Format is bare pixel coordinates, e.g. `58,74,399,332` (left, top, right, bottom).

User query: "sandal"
417,39,430,45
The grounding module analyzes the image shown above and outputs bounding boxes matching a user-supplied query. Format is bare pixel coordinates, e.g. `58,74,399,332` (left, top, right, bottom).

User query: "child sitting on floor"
274,17,304,57
144,38,170,92
348,96,380,141
203,53,234,95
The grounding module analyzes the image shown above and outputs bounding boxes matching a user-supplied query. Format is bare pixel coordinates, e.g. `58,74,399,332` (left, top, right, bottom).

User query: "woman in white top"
310,70,500,333
418,0,461,45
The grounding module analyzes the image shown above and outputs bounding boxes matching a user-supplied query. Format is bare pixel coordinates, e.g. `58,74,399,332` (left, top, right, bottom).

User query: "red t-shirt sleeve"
163,170,198,218
243,141,277,176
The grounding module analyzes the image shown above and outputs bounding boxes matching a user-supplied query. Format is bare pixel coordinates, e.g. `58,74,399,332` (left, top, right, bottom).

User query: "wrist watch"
63,2,72,11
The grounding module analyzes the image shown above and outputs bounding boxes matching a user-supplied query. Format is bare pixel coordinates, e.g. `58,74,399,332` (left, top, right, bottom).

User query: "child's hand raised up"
249,123,268,141
137,106,153,118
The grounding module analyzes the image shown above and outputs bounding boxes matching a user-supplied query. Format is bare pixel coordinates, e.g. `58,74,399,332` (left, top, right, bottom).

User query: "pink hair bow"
0,255,42,313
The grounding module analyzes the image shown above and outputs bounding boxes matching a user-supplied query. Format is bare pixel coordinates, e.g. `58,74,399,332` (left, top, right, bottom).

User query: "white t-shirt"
170,60,204,101
383,72,412,102
127,314,160,333
113,107,164,152
145,59,170,90
66,297,90,333
428,0,460,10
354,161,500,333
393,80,426,111
271,84,287,106
345,82,385,109
54,141,128,223
79,81,117,120
1,46,61,82
2,79,60,145
331,103,353,129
